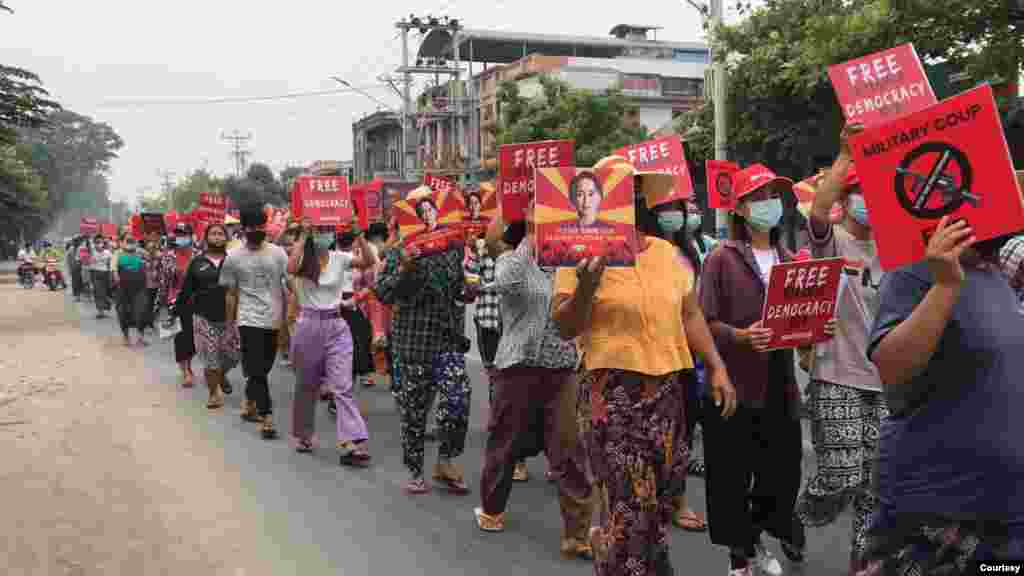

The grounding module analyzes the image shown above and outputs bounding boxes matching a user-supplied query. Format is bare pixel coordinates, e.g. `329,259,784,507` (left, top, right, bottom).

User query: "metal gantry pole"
401,27,412,182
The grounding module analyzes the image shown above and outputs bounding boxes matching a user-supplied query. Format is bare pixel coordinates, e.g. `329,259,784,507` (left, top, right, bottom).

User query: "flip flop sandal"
404,478,431,495
560,539,594,560
261,423,278,440
473,507,505,532
432,473,470,495
241,411,261,423
327,399,337,417
687,459,706,477
207,397,224,410
295,439,314,453
221,380,233,395
673,510,708,532
335,440,372,463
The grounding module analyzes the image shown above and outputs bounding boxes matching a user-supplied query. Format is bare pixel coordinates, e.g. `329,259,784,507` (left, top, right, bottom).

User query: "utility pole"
400,26,412,182
710,0,729,238
396,15,464,182
157,170,176,212
221,130,253,178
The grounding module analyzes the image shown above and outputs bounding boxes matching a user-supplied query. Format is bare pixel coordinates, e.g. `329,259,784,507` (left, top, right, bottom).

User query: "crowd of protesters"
53,124,1024,576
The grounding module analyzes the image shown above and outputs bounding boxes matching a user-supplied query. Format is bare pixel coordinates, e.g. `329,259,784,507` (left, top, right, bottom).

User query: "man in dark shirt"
866,217,1024,572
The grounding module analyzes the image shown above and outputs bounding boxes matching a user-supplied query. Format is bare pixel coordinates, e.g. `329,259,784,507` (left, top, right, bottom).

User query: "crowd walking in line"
55,130,1024,576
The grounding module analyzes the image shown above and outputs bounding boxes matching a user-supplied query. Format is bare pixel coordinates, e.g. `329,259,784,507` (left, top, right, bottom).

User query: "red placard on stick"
80,217,99,236
850,84,1023,270
199,192,226,224
292,176,352,226
615,135,693,203
706,160,740,209
761,257,844,350
499,139,574,221
532,166,637,268
393,188,464,258
98,220,116,236
828,44,937,128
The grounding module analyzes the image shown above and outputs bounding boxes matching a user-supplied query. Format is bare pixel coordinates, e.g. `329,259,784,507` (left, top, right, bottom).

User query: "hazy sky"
5,0,708,203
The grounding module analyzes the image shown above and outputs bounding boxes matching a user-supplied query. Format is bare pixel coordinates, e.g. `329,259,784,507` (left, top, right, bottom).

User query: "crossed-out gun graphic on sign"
895,142,980,219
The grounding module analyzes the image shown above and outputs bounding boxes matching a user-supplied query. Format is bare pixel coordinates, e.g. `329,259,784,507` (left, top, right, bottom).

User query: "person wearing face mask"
220,205,290,440
287,221,375,462
88,234,114,318
699,164,808,576
553,160,735,576
859,215,1024,575
158,224,200,388
178,224,239,410
141,233,166,340
795,124,888,575
114,236,149,347
650,197,716,534
473,207,594,560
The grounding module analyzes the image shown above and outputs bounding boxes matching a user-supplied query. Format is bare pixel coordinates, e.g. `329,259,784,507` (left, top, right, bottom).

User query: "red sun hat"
732,163,794,203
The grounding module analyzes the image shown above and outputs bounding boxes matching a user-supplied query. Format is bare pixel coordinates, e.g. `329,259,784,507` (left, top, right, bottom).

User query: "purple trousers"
290,308,368,446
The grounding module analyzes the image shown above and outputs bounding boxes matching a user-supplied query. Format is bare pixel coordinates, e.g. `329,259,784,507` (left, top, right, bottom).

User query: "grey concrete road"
69,296,851,576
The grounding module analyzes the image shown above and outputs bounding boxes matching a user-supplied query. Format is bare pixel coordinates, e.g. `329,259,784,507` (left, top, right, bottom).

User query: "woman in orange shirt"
552,165,736,576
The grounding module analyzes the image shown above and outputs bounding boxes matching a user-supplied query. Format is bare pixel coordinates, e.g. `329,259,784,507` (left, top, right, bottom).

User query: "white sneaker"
753,544,783,576
728,565,753,576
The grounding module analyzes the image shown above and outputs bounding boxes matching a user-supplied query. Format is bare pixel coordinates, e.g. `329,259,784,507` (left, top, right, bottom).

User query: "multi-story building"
351,111,407,184
413,24,709,181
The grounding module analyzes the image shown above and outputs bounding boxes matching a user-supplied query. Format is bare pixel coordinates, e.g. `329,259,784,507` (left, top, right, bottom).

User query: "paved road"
68,295,851,575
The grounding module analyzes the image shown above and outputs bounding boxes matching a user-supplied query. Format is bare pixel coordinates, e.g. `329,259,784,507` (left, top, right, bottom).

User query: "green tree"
21,109,124,222
0,143,48,241
677,0,1024,176
493,77,649,167
168,168,223,212
1,64,61,148
223,162,286,207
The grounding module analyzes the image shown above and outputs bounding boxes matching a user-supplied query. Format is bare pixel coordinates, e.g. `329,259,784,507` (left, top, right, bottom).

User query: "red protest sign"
364,179,385,222
141,213,165,236
850,84,1023,270
761,257,844,350
532,166,637,268
199,192,226,224
423,173,457,196
615,135,693,203
292,176,352,226
706,160,740,209
349,184,371,231
100,223,118,239
393,188,465,258
80,217,98,235
828,44,937,128
499,139,574,222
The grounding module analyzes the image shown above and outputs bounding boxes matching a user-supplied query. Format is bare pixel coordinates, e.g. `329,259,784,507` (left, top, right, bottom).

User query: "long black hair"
297,233,321,285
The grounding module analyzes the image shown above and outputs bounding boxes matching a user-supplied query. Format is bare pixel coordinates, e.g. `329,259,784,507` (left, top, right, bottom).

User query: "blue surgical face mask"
656,211,686,234
175,237,192,248
313,234,334,250
848,194,870,227
685,213,703,233
746,198,783,231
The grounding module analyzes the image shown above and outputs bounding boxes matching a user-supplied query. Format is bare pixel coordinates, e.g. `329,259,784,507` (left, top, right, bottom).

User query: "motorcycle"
17,262,35,289
44,258,66,291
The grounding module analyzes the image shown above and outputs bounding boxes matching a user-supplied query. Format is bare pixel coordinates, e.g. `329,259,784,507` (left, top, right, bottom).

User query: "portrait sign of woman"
568,171,604,227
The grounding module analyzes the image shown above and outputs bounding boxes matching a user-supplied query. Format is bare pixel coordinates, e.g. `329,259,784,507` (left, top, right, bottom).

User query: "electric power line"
94,85,393,109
